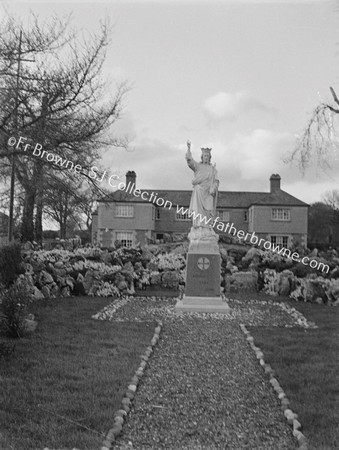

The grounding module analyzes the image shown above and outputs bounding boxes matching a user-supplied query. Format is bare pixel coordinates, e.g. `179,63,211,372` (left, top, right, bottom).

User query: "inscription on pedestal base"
185,253,220,297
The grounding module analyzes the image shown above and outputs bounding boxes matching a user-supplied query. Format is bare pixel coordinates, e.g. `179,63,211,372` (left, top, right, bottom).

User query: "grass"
0,296,156,450
238,291,339,450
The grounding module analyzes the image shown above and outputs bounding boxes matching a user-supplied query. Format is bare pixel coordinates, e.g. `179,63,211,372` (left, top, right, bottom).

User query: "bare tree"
323,189,339,211
0,13,129,242
286,87,339,172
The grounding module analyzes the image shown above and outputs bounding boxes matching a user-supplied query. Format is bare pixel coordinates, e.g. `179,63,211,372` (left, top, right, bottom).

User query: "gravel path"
95,297,307,449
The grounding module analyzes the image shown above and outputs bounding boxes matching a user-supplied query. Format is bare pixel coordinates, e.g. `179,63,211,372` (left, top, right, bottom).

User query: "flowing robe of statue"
186,153,219,228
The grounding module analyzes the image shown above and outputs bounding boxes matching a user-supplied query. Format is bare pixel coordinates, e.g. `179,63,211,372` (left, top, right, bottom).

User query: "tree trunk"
34,95,48,243
21,187,36,242
34,159,44,243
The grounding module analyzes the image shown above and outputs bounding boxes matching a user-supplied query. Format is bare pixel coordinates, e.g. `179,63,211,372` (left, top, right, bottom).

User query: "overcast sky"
2,0,339,204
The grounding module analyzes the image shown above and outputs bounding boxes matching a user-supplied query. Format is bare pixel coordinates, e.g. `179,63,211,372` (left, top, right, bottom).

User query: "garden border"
100,319,163,450
239,323,308,450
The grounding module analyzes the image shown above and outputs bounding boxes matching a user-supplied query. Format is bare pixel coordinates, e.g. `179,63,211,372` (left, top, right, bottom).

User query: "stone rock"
61,286,71,297
290,276,329,303
40,270,54,285
326,279,339,303
50,283,59,297
32,286,45,300
23,317,38,333
117,280,128,291
161,270,180,289
172,233,186,242
121,269,134,284
330,266,339,279
83,269,100,294
41,285,51,299
57,276,66,287
141,248,153,262
54,261,64,269
65,276,75,290
219,248,228,262
226,261,238,274
54,267,67,278
171,243,188,255
77,273,84,282
147,261,159,271
31,259,44,274
225,271,258,292
293,419,302,430
24,241,34,251
24,263,34,274
278,270,293,296
242,248,262,269
123,261,134,272
22,274,34,289
150,272,162,285
263,269,279,296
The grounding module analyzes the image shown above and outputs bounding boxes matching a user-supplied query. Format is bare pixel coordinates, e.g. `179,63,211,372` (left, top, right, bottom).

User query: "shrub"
291,262,315,278
0,281,33,338
0,243,24,287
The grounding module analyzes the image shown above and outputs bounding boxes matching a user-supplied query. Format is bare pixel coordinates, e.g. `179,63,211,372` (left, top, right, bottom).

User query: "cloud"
99,129,336,206
203,90,276,123
204,129,304,193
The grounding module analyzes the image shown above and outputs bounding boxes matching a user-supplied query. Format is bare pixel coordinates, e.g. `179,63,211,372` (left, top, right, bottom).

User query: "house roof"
99,187,308,208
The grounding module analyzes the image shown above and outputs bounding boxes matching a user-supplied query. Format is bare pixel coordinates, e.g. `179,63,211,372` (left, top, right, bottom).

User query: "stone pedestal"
175,227,230,313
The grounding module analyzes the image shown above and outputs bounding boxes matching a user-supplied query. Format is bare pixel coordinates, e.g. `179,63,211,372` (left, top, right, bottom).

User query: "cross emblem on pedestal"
197,257,210,270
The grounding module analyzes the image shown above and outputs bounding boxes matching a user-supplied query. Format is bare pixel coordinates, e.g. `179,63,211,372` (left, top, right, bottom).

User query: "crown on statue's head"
201,147,212,155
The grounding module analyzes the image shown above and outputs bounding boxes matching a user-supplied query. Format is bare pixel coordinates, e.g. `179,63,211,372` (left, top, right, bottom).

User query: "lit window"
271,208,290,221
176,207,191,220
116,232,133,248
271,235,289,247
116,205,134,217
217,210,230,222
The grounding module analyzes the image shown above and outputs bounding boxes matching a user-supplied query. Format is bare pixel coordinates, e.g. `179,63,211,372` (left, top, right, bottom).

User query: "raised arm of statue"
185,140,197,171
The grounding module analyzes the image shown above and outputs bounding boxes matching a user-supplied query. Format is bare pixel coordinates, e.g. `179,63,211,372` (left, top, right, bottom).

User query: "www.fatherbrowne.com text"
8,135,329,273
109,178,329,274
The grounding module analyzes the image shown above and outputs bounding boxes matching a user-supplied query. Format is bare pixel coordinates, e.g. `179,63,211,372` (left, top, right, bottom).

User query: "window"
271,235,289,248
217,210,230,222
244,210,248,222
156,208,160,220
116,205,134,217
116,231,133,248
271,208,290,221
176,208,190,220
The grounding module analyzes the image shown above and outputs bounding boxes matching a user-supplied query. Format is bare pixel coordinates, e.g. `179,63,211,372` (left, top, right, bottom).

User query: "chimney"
270,174,281,193
126,171,136,187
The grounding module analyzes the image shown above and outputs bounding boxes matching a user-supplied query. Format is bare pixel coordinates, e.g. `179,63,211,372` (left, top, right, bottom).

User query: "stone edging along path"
42,294,312,450
239,323,308,450
100,319,163,450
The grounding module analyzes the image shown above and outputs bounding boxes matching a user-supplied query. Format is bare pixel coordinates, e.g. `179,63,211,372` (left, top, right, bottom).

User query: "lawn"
0,296,156,450
242,292,339,450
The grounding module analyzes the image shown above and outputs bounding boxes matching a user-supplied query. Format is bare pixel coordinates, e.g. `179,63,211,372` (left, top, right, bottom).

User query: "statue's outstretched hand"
187,140,191,151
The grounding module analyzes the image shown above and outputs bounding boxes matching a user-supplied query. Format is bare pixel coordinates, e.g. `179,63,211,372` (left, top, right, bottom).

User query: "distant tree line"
308,190,339,249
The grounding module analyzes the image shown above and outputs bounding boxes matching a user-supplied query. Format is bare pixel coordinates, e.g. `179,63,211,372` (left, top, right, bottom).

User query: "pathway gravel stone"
93,296,310,449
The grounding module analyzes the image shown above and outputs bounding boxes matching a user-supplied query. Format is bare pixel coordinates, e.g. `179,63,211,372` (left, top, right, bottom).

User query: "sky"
1,0,339,205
